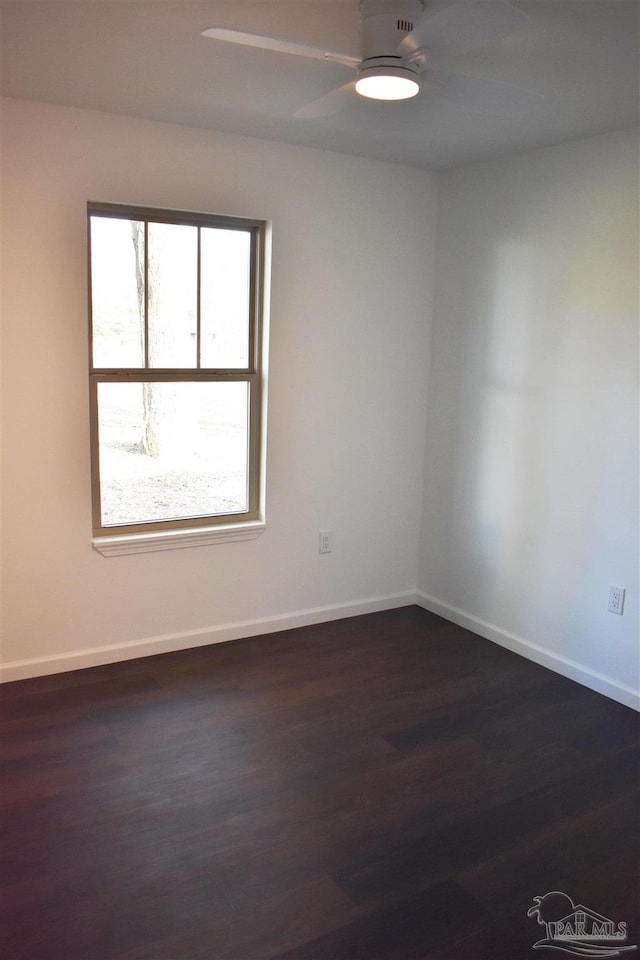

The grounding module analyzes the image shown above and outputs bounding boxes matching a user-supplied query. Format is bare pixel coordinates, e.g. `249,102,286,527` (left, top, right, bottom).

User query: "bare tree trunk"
131,221,164,458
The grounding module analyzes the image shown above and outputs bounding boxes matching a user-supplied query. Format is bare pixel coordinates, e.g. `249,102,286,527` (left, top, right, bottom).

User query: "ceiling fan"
202,0,535,119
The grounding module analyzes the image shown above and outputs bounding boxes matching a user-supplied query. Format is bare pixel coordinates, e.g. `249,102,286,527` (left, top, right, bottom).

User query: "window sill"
93,521,266,556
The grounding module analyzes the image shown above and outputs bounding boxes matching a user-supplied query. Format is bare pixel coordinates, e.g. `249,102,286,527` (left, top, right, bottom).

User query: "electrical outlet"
608,585,625,616
319,530,333,554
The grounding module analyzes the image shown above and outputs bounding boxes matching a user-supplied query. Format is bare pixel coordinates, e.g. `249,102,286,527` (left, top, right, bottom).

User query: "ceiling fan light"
355,66,420,101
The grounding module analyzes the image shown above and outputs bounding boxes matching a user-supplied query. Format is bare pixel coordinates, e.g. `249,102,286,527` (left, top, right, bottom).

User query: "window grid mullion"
143,220,149,368
90,371,257,383
196,226,202,370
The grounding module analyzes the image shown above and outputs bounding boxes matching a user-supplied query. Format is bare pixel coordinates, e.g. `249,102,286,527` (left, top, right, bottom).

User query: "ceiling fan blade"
294,82,356,119
399,1,529,60
430,69,543,119
201,27,359,69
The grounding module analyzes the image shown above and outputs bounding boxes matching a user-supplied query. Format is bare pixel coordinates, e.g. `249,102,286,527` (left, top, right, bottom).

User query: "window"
88,202,268,554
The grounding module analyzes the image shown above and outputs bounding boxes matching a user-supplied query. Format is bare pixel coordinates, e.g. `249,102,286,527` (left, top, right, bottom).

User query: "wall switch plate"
319,530,333,554
608,585,625,615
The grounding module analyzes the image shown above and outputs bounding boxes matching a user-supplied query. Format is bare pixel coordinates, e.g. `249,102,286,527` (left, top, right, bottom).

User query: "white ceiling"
1,0,638,170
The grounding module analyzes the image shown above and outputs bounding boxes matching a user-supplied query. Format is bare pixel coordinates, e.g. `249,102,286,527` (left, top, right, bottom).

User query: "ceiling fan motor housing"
359,0,424,62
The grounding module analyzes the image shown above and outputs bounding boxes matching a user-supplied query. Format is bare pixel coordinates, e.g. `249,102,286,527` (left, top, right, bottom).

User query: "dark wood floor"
1,606,638,960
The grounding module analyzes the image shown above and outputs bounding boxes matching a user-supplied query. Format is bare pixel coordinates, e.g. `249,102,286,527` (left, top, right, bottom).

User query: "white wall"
2,100,637,712
0,97,438,678
418,129,640,709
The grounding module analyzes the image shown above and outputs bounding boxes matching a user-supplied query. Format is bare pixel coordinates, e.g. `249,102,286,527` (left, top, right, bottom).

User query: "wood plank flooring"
1,606,638,959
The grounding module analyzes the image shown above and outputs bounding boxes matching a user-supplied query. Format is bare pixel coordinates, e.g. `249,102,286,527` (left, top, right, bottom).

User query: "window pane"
200,228,250,368
148,222,198,368
97,381,249,527
90,216,144,368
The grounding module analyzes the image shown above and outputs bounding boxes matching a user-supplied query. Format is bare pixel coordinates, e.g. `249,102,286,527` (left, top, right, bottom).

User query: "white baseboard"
416,590,640,712
0,591,415,683
4,590,638,713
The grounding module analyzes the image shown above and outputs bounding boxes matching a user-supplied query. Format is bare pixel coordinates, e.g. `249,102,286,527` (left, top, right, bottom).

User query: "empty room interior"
1,1,639,958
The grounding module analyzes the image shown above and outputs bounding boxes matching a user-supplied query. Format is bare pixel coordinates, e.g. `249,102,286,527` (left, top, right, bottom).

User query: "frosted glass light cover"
355,72,419,101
